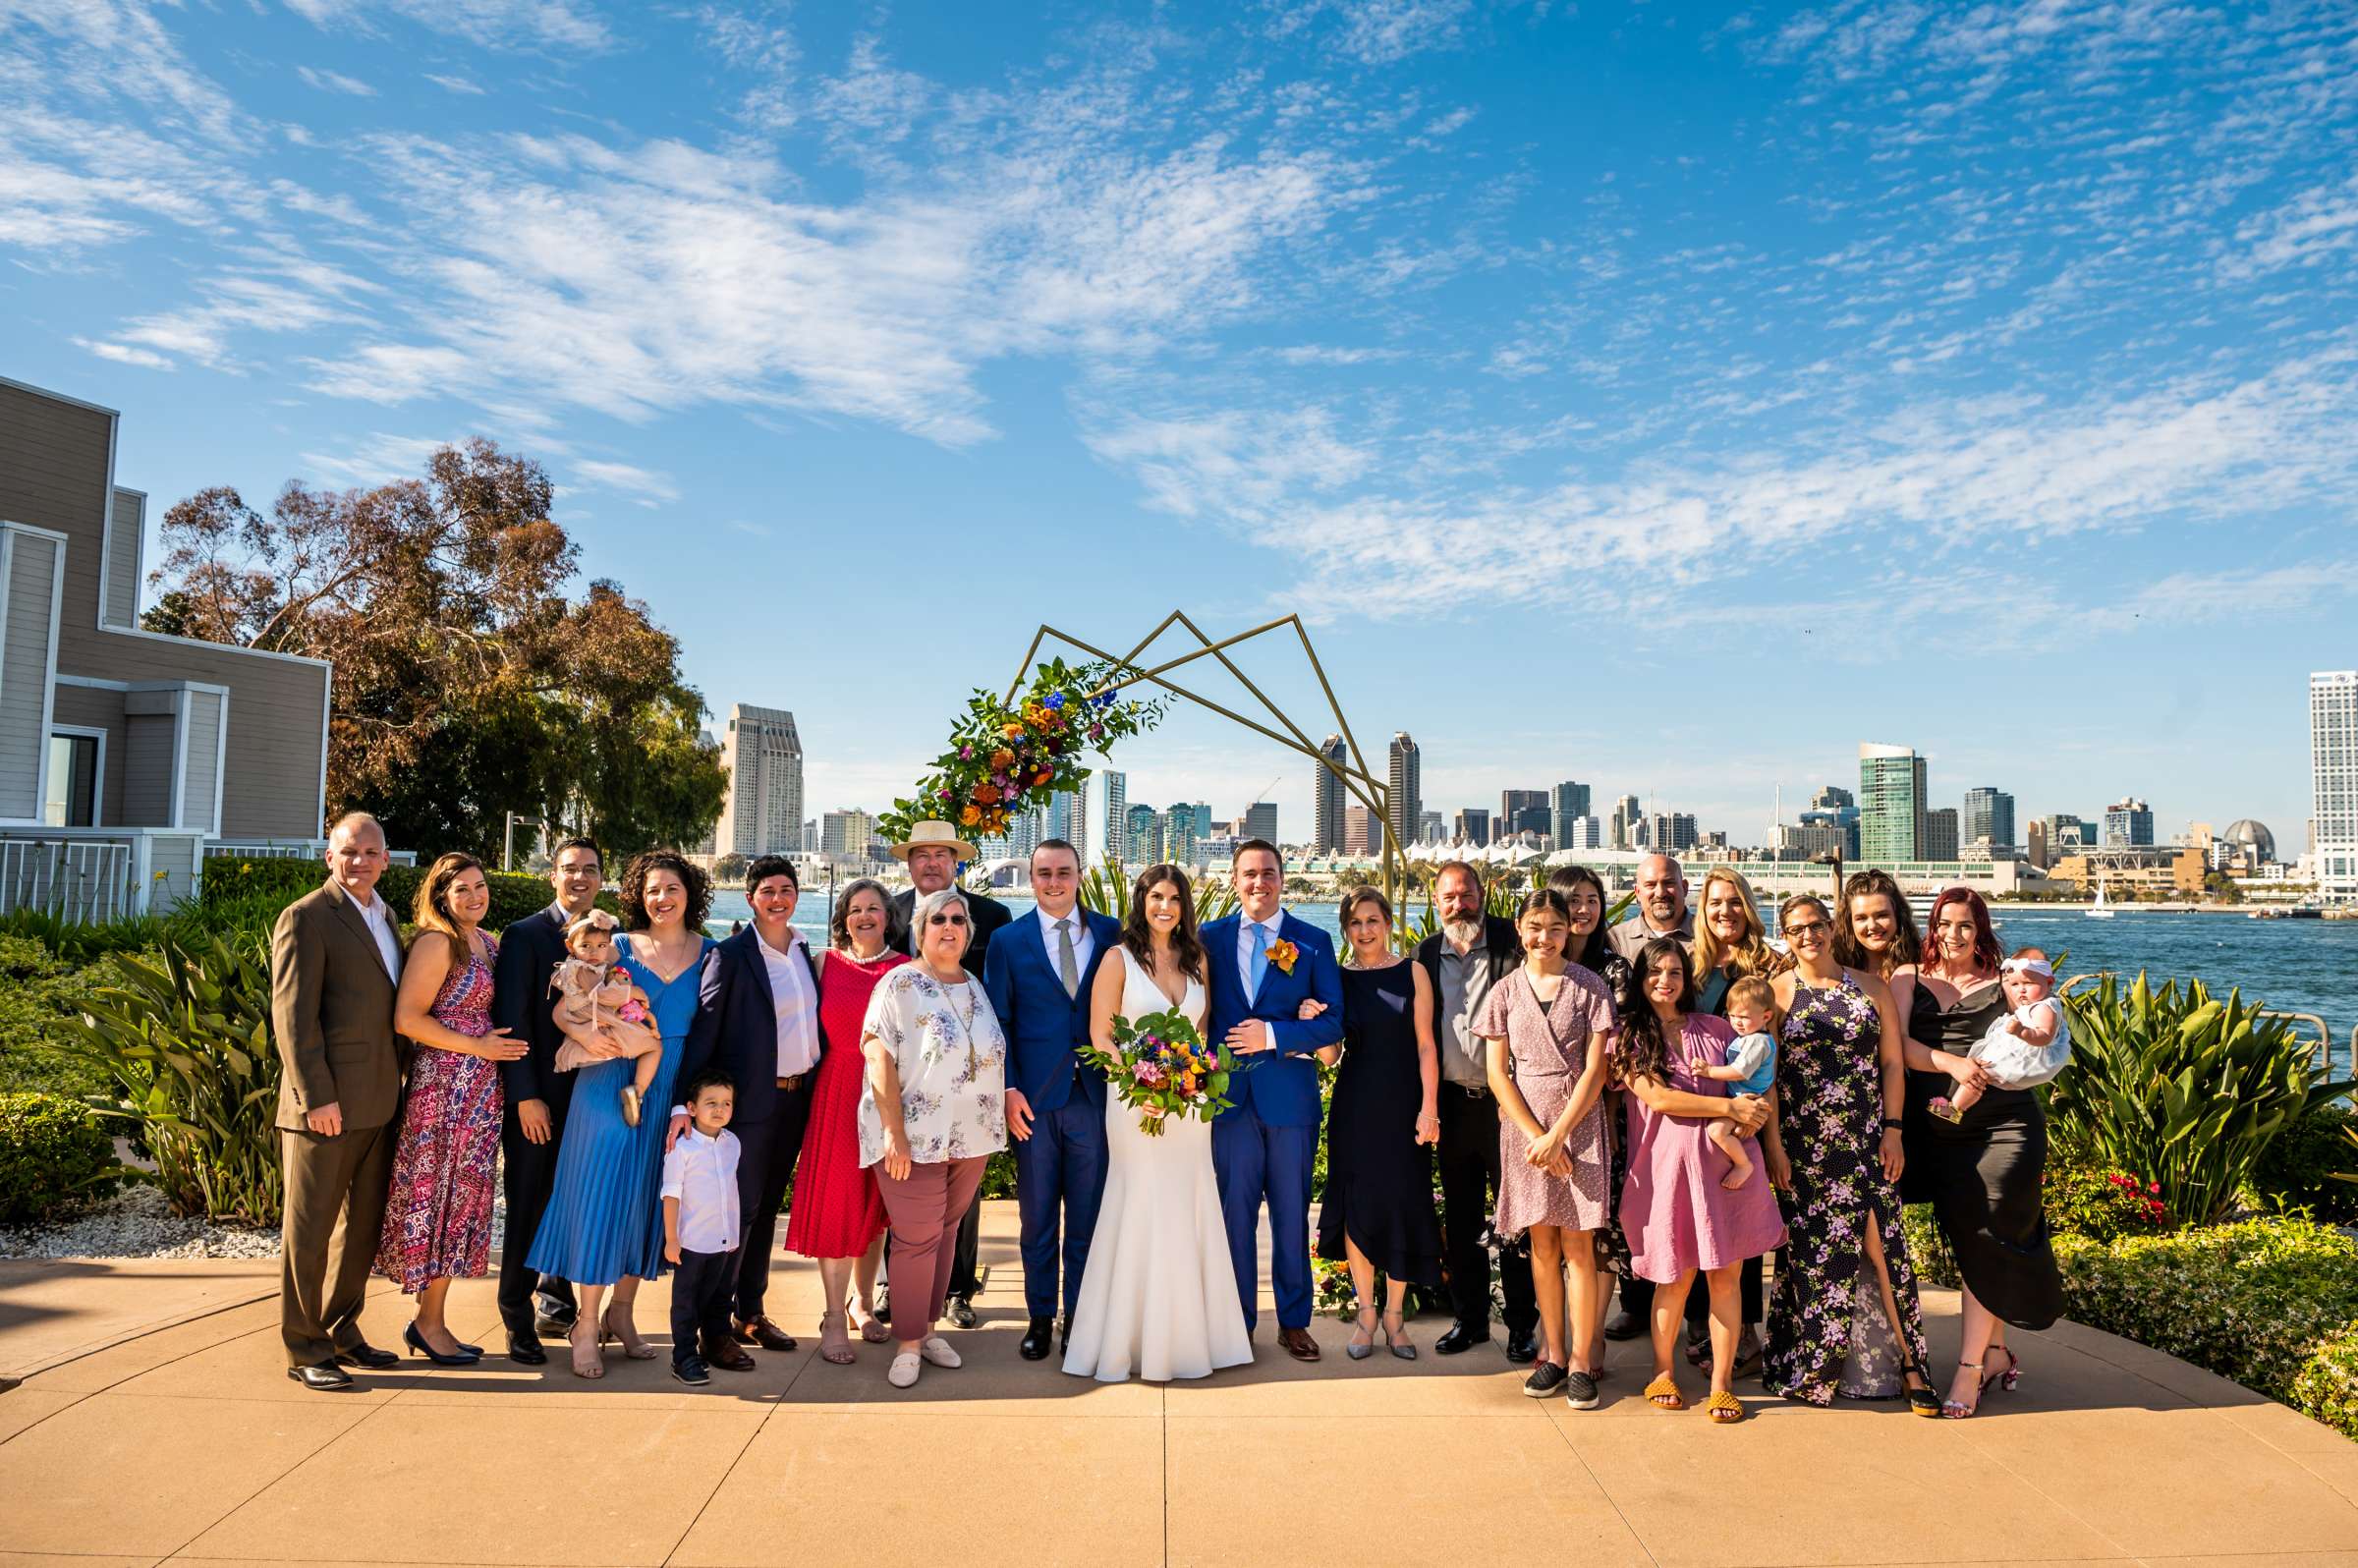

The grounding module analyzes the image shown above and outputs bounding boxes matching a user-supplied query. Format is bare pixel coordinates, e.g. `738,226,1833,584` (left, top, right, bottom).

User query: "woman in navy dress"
527,851,713,1378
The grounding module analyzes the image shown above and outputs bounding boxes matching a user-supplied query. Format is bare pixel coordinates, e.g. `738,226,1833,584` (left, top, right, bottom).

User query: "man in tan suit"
273,812,408,1390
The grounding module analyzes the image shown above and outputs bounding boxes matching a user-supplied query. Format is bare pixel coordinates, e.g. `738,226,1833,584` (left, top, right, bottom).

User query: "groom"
1204,839,1343,1361
983,838,1122,1361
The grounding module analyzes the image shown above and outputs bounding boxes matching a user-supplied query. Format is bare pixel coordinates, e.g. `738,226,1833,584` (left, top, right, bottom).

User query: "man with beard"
1411,862,1536,1363
1602,851,1695,1341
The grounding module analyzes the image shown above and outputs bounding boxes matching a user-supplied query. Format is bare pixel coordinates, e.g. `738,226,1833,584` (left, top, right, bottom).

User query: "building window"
43,732,99,827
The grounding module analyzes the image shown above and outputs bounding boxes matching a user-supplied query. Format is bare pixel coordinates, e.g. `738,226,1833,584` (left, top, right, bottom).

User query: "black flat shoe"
1601,1309,1645,1342
1505,1328,1540,1365
1522,1361,1569,1398
948,1295,979,1329
403,1322,482,1367
1433,1321,1489,1356
508,1333,548,1366
333,1340,400,1370
288,1362,355,1391
1019,1317,1055,1361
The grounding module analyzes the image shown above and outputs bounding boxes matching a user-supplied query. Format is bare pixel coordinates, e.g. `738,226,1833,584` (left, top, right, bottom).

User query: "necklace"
932,976,980,1071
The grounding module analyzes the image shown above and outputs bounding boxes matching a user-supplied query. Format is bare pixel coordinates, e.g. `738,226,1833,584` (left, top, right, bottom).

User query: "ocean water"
708,889,2358,1067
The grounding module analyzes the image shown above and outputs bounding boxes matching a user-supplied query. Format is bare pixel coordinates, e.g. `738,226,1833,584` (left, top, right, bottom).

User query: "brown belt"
776,1073,805,1091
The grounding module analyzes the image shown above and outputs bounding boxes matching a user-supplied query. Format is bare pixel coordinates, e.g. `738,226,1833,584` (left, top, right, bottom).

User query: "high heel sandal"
1983,1346,2021,1394
1705,1388,1744,1425
1347,1306,1376,1361
818,1311,857,1366
1901,1351,1943,1419
568,1317,605,1379
1380,1311,1416,1361
601,1308,657,1360
855,1302,892,1345
1941,1360,1984,1419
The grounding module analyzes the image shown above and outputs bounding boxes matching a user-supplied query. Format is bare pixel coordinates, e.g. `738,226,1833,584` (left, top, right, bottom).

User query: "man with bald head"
272,812,409,1390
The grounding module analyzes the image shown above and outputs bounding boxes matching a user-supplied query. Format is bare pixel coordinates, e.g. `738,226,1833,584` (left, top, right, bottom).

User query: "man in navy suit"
982,838,1123,1361
1203,839,1344,1361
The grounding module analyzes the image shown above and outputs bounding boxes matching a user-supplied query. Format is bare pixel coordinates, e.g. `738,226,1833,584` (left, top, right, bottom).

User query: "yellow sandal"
1705,1389,1743,1424
1645,1372,1684,1410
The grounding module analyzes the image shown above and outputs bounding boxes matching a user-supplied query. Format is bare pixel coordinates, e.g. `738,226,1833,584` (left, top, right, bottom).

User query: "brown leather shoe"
1279,1326,1321,1363
704,1337,757,1372
734,1316,797,1353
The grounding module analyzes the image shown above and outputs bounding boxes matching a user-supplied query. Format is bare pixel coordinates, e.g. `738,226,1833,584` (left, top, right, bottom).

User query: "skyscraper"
1095,770,1127,868
1858,744,1927,864
1454,807,1490,847
2104,797,2155,848
1924,807,1960,861
1043,788,1087,857
1800,784,1861,860
1126,803,1160,864
2316,671,2358,901
1344,805,1377,856
1419,811,1444,844
1560,814,1604,850
1962,787,2016,852
1387,732,1421,857
1608,793,1642,850
1243,801,1278,842
1314,734,1348,854
1500,789,1547,837
1551,780,1591,845
717,704,804,858
820,809,872,860
1163,803,1202,867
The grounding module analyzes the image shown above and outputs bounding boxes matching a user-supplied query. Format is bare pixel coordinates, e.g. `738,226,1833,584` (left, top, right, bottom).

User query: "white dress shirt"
1036,905,1095,983
757,926,821,1078
660,1126,743,1254
351,886,402,980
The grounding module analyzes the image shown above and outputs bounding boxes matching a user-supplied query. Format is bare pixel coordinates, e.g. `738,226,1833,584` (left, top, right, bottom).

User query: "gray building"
1387,732,1421,857
1924,806,1960,862
1962,787,2016,852
1313,734,1347,854
1243,800,1277,843
1551,780,1591,844
1453,807,1490,847
2315,671,2358,901
2104,796,2155,848
717,703,804,859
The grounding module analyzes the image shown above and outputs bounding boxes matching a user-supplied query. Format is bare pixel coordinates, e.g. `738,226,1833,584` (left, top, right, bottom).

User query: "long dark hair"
1123,863,1206,982
1617,935,1694,1089
1835,868,1920,976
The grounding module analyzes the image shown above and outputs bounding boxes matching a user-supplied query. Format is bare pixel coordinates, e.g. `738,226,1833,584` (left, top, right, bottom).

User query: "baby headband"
2000,956,2053,980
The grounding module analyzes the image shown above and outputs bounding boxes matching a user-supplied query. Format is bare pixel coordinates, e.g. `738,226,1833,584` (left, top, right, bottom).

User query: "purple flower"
960,745,974,759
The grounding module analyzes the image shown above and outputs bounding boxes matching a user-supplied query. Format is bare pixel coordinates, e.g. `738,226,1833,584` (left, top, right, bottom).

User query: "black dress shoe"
1600,1308,1645,1342
1504,1328,1540,1365
705,1339,757,1372
1433,1321,1490,1356
1019,1317,1055,1361
508,1332,548,1366
948,1294,978,1329
734,1316,796,1353
1059,1316,1071,1350
401,1323,482,1366
288,1362,355,1391
334,1340,401,1370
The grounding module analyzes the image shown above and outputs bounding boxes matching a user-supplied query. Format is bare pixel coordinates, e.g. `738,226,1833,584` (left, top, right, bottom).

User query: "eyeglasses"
1783,921,1831,939
926,914,969,927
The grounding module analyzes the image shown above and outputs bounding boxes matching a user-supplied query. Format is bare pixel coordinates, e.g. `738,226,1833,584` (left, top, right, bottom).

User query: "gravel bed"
0,1184,513,1262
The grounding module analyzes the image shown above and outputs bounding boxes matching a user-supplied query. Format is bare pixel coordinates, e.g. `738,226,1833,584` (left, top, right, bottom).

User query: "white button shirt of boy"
659,1127,743,1254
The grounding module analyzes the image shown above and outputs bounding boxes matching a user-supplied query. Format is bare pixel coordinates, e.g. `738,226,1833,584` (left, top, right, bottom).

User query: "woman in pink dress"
784,877,908,1364
378,853,528,1364
1614,935,1784,1423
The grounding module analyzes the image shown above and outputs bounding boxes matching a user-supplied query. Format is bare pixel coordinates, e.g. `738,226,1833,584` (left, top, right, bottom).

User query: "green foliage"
2048,972,2352,1224
0,1091,125,1223
0,934,117,1101
1078,865,1240,924
2044,1151,2177,1243
2290,1323,2358,1440
2252,1106,2358,1222
0,908,172,963
196,857,581,933
1901,1204,1958,1288
64,930,285,1224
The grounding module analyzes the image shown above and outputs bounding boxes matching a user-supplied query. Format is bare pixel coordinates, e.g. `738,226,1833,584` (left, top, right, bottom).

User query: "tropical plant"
0,908,173,964
0,1090,125,1223
1078,865,1239,924
2049,972,2353,1225
63,930,284,1224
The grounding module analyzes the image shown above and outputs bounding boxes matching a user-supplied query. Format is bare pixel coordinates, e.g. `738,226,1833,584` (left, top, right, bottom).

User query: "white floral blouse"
857,964,1009,1169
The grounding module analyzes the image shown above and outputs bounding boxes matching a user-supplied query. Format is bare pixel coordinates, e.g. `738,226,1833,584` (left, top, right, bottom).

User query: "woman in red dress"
785,876,909,1363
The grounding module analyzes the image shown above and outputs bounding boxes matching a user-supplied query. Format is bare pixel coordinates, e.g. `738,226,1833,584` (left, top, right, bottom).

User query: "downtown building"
1859,744,1927,864
1387,732,1421,858
2315,671,2358,902
1962,786,2016,854
1313,734,1348,854
1552,780,1592,846
717,704,804,859
2104,797,2156,848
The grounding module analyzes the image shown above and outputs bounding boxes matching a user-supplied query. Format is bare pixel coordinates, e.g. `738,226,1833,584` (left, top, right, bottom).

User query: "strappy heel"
1705,1388,1743,1424
1984,1345,2021,1394
818,1310,856,1366
1380,1311,1416,1361
568,1317,605,1379
602,1308,656,1360
1941,1360,1982,1419
1347,1306,1376,1361
855,1300,892,1344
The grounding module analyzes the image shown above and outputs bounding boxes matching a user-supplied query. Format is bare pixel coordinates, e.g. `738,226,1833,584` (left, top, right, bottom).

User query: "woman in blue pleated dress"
526,850,714,1379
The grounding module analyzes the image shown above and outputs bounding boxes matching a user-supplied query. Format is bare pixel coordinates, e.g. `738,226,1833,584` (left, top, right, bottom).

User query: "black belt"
1450,1083,1493,1101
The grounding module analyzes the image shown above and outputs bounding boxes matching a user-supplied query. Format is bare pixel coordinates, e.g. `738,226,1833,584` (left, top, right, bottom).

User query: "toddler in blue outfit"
1698,975,1779,1191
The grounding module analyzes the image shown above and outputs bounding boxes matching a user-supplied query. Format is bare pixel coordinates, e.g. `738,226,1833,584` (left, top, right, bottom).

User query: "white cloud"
74,337,175,369
574,459,679,501
283,0,611,51
424,73,487,94
1266,0,1475,65
297,65,377,96
295,431,453,486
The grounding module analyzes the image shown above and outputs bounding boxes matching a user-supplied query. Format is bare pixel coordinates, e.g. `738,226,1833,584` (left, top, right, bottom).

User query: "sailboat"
2086,875,2116,919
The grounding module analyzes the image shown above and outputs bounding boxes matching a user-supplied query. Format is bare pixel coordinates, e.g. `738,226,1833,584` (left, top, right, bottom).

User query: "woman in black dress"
1903,886,2062,1418
1317,884,1444,1361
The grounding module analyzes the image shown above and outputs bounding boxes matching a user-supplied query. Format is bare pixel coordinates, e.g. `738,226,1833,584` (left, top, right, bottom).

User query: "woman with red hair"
1902,886,2062,1418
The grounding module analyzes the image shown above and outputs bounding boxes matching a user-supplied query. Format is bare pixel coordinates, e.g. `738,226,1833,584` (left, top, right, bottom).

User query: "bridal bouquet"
1080,1007,1234,1137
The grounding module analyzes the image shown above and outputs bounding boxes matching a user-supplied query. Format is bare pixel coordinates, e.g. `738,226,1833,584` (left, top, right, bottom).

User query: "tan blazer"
271,879,405,1132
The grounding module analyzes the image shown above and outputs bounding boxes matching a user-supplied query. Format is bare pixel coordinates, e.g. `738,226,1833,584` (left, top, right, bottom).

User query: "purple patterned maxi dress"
376,935,504,1292
1761,972,1929,1404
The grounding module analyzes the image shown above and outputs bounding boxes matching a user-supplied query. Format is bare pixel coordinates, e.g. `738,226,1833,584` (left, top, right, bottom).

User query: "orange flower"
974,783,1001,805
990,748,1015,770
1001,722,1024,740
959,805,982,826
1266,937,1300,976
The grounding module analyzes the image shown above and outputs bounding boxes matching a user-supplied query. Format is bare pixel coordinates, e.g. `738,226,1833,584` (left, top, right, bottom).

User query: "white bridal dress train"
1061,947,1254,1383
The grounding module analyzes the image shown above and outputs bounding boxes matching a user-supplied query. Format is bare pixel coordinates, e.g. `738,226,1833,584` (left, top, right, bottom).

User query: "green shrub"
2049,972,2352,1224
2045,1144,2176,1243
0,935,119,1101
2250,1105,2358,1222
0,908,172,963
1901,1204,1958,1288
0,1090,124,1223
197,857,588,932
2290,1323,2358,1439
64,930,283,1224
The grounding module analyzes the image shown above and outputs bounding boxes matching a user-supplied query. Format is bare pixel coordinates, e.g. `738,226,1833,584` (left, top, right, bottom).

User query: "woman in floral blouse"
860,885,1009,1388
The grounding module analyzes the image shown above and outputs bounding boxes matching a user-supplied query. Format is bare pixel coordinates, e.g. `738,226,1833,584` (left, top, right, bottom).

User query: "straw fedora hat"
889,818,978,862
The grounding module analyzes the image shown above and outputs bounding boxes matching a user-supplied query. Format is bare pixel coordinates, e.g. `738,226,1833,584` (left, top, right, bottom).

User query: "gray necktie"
1057,917,1080,998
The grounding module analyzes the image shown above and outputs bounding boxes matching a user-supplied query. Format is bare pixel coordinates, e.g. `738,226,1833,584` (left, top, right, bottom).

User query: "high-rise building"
1314,734,1348,855
1419,811,1444,844
1243,801,1278,843
1126,803,1160,864
1387,732,1421,856
1454,808,1490,847
1042,788,1087,857
1500,789,1547,836
2025,817,2049,869
1095,770,1127,868
1859,744,1927,864
1552,780,1592,845
716,704,804,858
820,808,873,861
1560,814,1604,850
2314,671,2358,901
1799,784,1861,861
2104,797,2155,848
1163,803,1203,867
1962,787,2016,852
1343,805,1378,857
1608,793,1642,850
1645,812,1699,852
1923,806,1960,861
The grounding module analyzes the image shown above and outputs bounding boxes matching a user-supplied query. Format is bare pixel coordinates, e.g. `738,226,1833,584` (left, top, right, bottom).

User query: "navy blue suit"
678,927,817,1322
983,907,1123,1321
1202,910,1344,1333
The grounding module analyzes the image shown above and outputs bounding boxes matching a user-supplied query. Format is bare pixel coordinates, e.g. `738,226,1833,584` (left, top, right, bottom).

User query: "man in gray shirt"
1411,862,1534,1363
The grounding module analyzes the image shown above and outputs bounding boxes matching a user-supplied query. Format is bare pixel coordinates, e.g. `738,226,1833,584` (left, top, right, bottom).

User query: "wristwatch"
1881,1117,1905,1131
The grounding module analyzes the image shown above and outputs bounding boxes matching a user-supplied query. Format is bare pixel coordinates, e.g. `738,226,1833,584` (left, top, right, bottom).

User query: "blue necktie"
1249,921,1269,995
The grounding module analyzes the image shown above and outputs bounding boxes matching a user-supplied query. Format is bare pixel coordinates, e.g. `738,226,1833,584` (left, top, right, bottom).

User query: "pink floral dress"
377,935,504,1293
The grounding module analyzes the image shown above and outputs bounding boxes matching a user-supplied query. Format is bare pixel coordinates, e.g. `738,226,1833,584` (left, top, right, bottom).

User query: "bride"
1063,865,1253,1382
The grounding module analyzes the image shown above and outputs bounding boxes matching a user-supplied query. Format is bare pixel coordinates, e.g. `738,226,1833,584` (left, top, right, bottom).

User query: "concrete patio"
3,1200,2356,1567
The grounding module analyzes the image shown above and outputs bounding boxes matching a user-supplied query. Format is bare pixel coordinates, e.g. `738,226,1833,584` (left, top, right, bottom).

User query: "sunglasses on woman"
926,913,969,927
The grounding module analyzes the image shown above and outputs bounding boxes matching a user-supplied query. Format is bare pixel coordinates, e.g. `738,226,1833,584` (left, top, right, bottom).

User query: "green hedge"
2250,1105,2358,1223
198,857,573,931
0,1090,123,1223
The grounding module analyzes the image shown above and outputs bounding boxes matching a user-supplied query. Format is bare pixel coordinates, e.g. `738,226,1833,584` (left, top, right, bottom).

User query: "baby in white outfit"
1930,946,2071,1123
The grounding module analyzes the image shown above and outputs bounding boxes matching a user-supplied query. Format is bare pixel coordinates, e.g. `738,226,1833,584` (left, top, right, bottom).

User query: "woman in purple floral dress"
1760,894,1938,1415
378,854,529,1364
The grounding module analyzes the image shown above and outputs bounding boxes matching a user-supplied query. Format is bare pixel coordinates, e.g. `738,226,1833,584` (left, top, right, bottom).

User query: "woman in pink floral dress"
378,854,528,1364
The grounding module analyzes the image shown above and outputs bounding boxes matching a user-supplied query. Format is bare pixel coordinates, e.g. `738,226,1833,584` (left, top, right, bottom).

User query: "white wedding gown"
1062,947,1254,1382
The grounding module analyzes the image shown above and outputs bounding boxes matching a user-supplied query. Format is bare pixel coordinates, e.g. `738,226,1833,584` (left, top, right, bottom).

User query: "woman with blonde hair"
377,853,529,1364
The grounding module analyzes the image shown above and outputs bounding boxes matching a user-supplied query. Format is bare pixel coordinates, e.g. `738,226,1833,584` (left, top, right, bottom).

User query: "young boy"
662,1068,744,1385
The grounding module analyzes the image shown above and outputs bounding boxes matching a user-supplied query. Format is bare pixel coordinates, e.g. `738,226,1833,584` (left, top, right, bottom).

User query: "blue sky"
7,0,2356,849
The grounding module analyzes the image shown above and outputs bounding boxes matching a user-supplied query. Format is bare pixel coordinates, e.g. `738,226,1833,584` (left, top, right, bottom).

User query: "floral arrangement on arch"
877,657,1166,847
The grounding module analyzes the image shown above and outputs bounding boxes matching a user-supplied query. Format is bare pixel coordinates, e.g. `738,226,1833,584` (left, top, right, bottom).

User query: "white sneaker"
920,1334,962,1369
887,1351,922,1388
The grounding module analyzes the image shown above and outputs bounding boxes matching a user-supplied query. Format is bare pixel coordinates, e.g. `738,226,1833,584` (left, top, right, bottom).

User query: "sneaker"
1522,1361,1569,1398
1563,1369,1600,1410
670,1357,711,1386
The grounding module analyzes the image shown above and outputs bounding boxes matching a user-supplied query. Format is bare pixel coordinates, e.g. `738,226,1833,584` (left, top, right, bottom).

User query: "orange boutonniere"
1266,937,1299,976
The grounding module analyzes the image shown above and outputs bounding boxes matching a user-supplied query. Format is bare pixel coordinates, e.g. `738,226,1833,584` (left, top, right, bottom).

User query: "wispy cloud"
574,459,679,502
283,0,611,51
296,65,377,96
73,337,175,369
423,73,486,95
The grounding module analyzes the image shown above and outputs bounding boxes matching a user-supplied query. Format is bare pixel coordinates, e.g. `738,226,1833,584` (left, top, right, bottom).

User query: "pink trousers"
875,1155,987,1345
